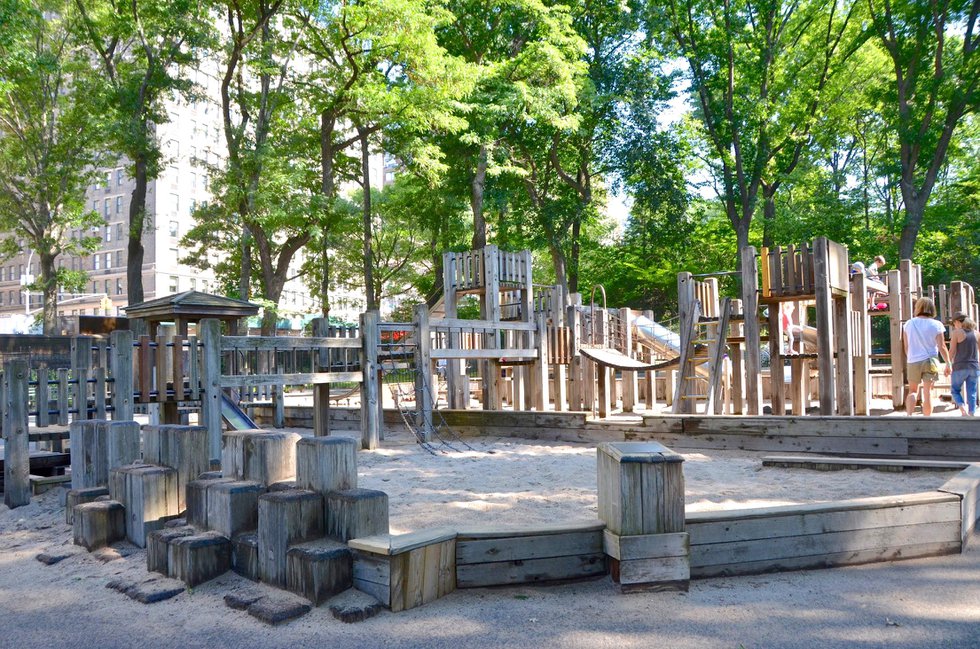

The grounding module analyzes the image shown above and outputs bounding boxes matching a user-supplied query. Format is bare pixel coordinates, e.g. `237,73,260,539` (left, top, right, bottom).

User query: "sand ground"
2,426,979,649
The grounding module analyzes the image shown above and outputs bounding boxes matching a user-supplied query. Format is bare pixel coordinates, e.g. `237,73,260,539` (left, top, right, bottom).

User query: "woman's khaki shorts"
907,359,938,384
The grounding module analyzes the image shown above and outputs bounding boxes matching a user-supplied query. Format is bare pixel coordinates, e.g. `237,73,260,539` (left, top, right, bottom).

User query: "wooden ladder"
673,298,732,414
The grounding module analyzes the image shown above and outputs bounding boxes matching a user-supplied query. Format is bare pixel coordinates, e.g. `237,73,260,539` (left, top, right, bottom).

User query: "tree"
652,0,865,251
74,0,211,307
0,0,107,333
866,0,980,259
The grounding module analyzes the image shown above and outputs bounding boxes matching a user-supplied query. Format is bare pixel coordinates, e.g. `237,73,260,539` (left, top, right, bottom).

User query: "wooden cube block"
604,530,690,592
232,533,259,581
207,481,265,538
597,442,685,536
185,477,235,529
296,437,357,494
257,490,324,588
73,500,126,551
142,424,210,511
146,526,196,575
168,531,232,587
349,529,457,612
222,430,300,486
69,420,140,489
326,488,388,542
286,540,352,605
109,464,180,548
65,487,110,525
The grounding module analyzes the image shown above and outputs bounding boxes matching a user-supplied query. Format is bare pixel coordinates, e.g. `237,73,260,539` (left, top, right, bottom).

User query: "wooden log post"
325,488,389,542
258,490,325,588
411,305,432,442
109,463,180,548
597,309,612,418
296,436,358,494
3,360,30,508
71,336,93,422
199,318,223,463
887,269,906,408
833,295,854,416
312,318,331,437
143,424,211,512
620,308,637,413
768,299,785,416
852,275,871,415
109,330,134,421
221,430,301,486
533,314,550,411
482,246,501,410
567,303,583,411
597,441,688,592
360,310,381,450
739,248,763,415
442,252,466,410
813,238,836,415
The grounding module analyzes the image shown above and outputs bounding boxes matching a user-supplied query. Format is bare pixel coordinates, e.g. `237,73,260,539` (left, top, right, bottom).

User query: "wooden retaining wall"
686,492,963,578
249,406,980,461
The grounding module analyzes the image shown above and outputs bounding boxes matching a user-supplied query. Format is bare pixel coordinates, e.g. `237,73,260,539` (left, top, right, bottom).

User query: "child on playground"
780,301,803,355
949,312,980,416
903,297,951,416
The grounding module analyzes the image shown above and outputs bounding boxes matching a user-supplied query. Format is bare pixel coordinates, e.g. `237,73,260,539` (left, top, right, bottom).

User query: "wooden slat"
220,336,361,350
218,372,362,388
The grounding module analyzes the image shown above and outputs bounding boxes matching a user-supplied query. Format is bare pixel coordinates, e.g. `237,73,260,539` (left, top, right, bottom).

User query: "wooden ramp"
579,346,679,372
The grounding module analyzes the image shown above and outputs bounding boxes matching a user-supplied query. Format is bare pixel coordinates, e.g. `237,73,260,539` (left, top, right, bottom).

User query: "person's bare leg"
905,383,919,415
922,380,935,416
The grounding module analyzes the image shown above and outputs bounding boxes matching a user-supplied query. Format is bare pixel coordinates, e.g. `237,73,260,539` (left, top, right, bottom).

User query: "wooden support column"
3,360,30,508
567,302,584,411
109,330,134,422
620,308,637,413
768,301,785,416
813,237,835,415
361,310,381,449
442,252,466,409
834,294,854,416
533,314,549,411
852,275,871,415
312,318,331,436
411,306,432,440
71,336,93,422
740,248,763,415
887,269,905,408
199,318,223,462
597,309,611,418
728,300,744,415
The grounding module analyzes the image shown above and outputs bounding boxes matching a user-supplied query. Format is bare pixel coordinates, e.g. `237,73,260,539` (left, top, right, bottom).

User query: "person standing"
866,255,886,279
903,297,951,416
949,312,980,416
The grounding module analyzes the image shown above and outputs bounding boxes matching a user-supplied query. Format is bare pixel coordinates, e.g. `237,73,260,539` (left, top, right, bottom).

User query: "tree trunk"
320,111,335,318
548,244,569,298
40,251,58,335
127,152,148,305
471,145,488,249
359,126,376,311
898,196,926,260
761,184,776,248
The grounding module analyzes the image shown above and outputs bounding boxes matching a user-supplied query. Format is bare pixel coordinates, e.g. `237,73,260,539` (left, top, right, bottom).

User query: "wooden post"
834,293,854,416
620,308,637,412
442,251,466,409
361,310,381,450
110,330,134,421
71,336,93,422
887,269,905,408
813,237,835,415
728,300,744,415
852,274,871,415
768,300,785,416
567,302,583,411
312,318,330,437
533,313,549,411
199,318,223,463
740,247,763,415
481,246,501,410
3,360,31,508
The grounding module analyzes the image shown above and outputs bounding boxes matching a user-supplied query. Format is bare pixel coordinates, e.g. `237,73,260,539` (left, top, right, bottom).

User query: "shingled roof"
123,290,260,322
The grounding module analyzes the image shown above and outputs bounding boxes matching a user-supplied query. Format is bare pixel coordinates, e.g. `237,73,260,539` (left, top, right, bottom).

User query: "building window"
104,279,111,295
190,278,197,291
104,253,111,270
168,275,179,293
105,172,112,189
116,223,124,241
91,281,97,294
202,279,209,293
169,221,179,237
93,255,100,270
103,199,110,216
116,278,123,295
0,292,4,305
115,196,122,214
189,199,196,216
116,169,124,186
170,194,180,215
116,251,122,267
92,200,98,214
0,267,5,281
105,225,111,242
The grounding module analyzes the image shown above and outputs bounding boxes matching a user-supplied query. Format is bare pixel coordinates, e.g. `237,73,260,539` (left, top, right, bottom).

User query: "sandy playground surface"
1,429,979,649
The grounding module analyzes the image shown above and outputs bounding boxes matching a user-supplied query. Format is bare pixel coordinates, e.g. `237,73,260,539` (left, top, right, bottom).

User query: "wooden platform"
761,456,970,472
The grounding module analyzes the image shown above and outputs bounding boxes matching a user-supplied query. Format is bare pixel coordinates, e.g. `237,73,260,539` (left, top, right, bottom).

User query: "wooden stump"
232,533,260,581
604,530,690,593
286,540,353,605
207,481,266,538
146,526,196,575
168,531,232,587
69,420,141,490
222,430,301,487
109,464,180,548
73,500,126,551
143,424,210,512
185,477,235,529
325,488,388,542
257,490,324,588
596,442,685,536
295,436,357,494
65,487,109,525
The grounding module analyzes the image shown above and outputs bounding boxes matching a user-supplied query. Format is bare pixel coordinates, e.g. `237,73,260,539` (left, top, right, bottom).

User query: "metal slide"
221,393,259,430
632,315,682,358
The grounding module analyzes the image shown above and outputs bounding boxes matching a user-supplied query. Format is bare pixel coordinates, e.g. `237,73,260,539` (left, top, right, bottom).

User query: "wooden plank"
456,529,602,565
457,520,605,539
938,464,980,543
188,335,200,402
219,371,362,388
762,455,969,471
93,367,106,419
3,360,31,507
138,335,152,404
617,555,690,585
603,530,689,561
109,330,134,421
57,368,69,426
221,336,361,350
199,319,223,461
431,318,537,333
456,553,606,588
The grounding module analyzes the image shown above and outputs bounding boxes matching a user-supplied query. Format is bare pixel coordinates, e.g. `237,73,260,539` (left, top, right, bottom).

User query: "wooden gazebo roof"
123,291,260,333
